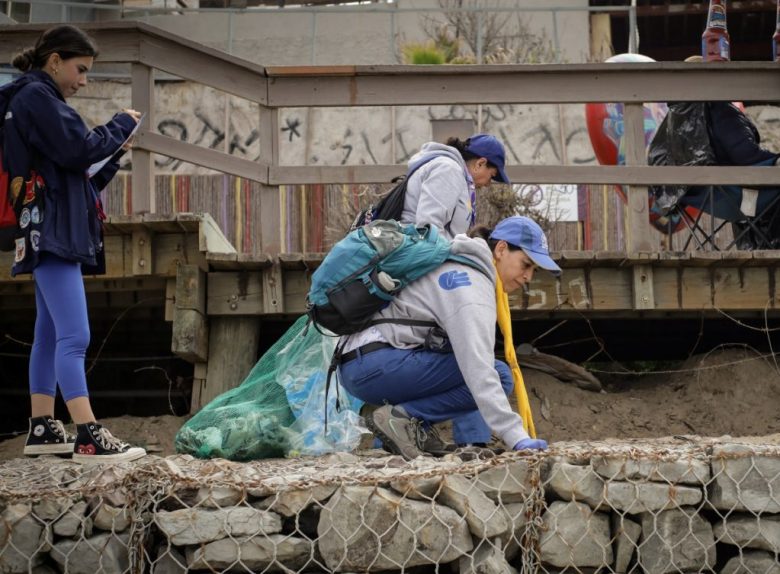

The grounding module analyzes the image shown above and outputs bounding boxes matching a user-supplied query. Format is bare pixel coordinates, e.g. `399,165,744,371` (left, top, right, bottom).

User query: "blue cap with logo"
490,216,561,276
466,134,510,185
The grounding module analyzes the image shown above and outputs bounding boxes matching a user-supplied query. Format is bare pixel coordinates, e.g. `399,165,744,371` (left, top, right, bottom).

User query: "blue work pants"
338,346,513,445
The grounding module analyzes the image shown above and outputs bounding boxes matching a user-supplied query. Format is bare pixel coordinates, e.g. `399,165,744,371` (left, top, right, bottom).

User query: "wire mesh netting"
1,438,779,573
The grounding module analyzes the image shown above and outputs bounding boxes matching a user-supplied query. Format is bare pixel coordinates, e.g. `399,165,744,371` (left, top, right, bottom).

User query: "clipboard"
87,113,145,178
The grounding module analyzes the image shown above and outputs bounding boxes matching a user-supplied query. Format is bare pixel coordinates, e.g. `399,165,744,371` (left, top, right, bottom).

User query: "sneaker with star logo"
23,416,76,456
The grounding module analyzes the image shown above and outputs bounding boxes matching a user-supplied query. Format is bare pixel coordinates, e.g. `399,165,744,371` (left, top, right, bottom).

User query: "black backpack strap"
324,337,348,434
369,318,438,328
354,156,442,229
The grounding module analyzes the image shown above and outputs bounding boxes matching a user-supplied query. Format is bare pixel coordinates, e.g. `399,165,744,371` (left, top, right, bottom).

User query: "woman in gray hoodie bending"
402,134,510,239
338,216,558,460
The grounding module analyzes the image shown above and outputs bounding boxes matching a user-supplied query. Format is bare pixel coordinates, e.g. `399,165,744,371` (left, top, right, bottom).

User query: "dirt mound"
526,347,780,443
1,348,778,462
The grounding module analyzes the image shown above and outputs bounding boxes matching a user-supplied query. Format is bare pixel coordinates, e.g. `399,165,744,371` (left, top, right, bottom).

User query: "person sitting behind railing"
683,55,780,249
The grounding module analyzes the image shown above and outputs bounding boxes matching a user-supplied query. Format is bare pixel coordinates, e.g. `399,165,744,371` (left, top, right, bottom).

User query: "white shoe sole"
24,444,74,456
72,447,147,464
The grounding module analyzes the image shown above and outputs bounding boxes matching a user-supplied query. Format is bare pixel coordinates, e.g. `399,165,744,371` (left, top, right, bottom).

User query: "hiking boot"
72,422,146,464
366,405,429,461
23,416,75,457
416,425,457,457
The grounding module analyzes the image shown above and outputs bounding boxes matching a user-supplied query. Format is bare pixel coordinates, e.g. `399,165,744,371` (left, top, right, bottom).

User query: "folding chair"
669,179,780,251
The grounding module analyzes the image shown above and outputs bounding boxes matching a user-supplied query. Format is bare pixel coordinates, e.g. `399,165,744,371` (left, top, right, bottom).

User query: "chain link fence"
2,438,779,573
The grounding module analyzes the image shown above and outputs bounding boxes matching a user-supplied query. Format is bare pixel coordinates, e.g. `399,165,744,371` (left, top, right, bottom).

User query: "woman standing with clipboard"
2,24,146,463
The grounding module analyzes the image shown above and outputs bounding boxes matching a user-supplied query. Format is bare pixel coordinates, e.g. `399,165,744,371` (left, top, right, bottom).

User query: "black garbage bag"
648,102,716,214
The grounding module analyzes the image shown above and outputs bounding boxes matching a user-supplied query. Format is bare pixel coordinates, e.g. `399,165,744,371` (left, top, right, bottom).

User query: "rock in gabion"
185,535,313,571
709,444,780,513
637,508,716,573
2,440,780,574
155,507,282,545
317,485,473,571
720,550,780,574
714,514,780,553
50,532,130,574
539,501,613,568
0,504,46,573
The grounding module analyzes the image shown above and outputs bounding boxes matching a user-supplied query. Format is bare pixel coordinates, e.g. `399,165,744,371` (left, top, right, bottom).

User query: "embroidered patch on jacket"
14,237,25,263
19,208,31,229
30,230,40,252
438,270,472,290
23,179,36,205
10,177,23,203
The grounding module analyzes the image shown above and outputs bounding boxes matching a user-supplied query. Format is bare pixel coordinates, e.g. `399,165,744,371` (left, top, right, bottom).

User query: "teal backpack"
307,220,486,336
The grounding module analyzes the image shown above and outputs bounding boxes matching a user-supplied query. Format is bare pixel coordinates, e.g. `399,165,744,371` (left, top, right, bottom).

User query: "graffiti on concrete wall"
73,82,779,175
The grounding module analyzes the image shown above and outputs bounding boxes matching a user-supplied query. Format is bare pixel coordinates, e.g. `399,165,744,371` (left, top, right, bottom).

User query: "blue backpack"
307,220,486,335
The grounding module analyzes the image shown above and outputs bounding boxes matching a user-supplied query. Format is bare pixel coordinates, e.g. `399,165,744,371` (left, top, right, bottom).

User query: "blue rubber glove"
513,438,548,451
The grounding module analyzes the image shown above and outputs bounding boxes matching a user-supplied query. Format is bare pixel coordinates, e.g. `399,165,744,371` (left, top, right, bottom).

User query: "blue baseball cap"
490,216,561,276
466,134,510,185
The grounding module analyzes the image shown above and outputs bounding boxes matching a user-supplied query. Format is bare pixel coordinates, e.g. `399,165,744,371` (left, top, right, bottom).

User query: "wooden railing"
1,21,778,255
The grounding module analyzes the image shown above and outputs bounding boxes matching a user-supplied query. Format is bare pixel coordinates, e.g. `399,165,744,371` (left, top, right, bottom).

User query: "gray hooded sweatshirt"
401,142,474,240
346,234,530,450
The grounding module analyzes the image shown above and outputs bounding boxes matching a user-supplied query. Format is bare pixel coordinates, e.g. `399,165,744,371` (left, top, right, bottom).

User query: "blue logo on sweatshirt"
438,270,471,290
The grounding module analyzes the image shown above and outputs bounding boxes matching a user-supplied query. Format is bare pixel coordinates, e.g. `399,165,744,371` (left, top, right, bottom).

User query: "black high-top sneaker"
72,422,146,464
24,416,76,456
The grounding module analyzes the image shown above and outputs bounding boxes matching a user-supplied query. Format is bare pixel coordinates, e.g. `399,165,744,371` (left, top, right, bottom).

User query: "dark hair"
468,225,523,252
12,25,98,72
446,136,498,170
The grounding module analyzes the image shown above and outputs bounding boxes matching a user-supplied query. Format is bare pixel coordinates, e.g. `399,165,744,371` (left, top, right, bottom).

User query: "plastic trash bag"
648,102,716,213
175,315,365,460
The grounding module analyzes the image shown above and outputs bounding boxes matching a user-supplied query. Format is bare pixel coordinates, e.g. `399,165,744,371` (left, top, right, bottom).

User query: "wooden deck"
3,214,780,413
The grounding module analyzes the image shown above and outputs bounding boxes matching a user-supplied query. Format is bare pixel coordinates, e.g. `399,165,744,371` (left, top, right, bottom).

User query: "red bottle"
702,0,730,61
773,0,780,61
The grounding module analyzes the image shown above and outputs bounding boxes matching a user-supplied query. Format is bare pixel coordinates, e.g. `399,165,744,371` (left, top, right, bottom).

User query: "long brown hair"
12,25,98,72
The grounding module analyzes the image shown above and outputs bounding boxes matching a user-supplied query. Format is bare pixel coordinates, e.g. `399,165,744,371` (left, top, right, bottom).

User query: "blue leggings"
30,253,90,401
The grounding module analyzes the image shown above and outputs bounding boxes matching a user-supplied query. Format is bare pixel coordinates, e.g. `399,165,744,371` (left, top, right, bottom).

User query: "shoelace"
49,418,76,441
410,418,433,449
96,427,127,451
48,418,65,438
415,423,444,450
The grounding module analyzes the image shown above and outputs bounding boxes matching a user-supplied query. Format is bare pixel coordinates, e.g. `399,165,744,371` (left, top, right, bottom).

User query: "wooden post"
262,264,285,314
132,229,153,276
259,105,281,254
131,63,155,214
623,102,655,310
198,317,261,410
171,264,209,362
191,362,208,414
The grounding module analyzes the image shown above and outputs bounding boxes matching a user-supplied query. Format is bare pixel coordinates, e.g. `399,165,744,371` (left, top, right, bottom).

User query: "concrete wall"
138,0,591,65
72,80,597,174
70,80,780,177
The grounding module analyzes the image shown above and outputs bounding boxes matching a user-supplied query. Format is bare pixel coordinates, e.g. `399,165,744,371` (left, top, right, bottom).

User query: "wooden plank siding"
101,174,736,255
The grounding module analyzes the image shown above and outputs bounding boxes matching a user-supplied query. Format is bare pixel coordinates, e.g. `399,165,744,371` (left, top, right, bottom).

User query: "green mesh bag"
174,315,364,460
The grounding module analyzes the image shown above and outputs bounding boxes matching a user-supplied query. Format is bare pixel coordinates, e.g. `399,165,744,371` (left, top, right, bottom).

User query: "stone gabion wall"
1,439,779,574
